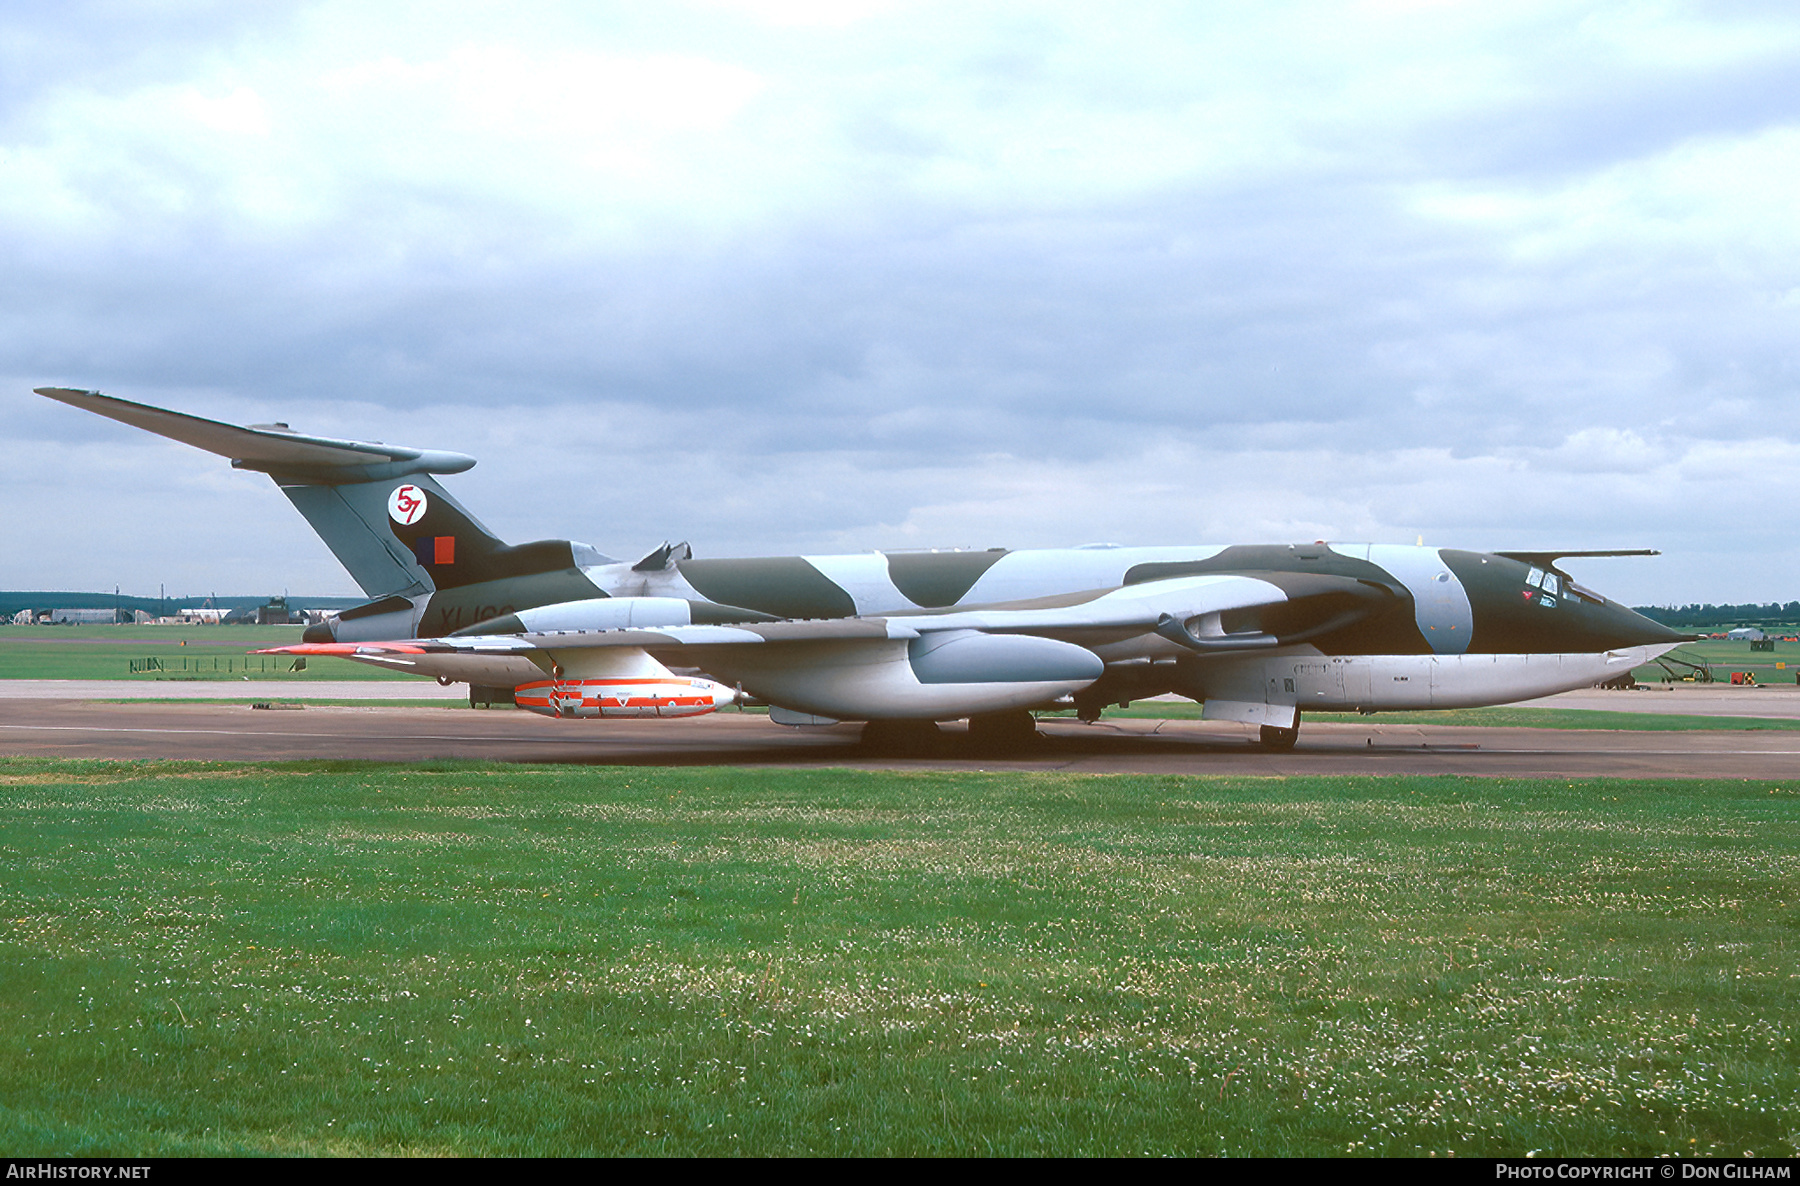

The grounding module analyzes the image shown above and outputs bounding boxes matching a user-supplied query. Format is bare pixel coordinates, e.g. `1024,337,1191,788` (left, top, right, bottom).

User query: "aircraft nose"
1596,601,1692,648
1443,551,1695,653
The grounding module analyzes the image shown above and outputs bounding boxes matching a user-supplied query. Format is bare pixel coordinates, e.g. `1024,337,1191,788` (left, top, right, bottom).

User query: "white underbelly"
1373,647,1672,709
1190,645,1678,713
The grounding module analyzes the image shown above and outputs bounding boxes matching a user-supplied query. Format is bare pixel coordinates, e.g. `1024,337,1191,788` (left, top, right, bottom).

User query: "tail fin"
376,480,587,590
278,475,516,595
37,387,493,597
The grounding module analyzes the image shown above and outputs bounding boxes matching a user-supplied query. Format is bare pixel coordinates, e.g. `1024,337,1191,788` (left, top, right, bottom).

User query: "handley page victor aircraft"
40,386,1689,749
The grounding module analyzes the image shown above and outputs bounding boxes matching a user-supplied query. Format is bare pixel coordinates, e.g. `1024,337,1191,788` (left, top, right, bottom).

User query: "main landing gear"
858,710,1044,756
858,719,943,756
965,709,1042,752
1259,722,1299,751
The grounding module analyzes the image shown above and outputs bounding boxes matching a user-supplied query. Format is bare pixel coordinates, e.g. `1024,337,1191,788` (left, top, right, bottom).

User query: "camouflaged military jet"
41,386,1689,750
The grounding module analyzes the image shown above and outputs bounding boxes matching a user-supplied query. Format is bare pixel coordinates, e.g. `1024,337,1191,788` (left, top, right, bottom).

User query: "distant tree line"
0,591,366,616
1635,603,1800,628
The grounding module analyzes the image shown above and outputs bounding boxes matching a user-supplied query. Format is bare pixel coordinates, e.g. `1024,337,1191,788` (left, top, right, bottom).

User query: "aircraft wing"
259,572,1401,720
270,572,1355,657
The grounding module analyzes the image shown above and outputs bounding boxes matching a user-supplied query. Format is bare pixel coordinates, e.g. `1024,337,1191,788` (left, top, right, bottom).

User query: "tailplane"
36,387,551,598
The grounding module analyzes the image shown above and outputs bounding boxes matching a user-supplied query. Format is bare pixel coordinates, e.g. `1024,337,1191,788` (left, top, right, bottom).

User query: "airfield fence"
128,656,297,675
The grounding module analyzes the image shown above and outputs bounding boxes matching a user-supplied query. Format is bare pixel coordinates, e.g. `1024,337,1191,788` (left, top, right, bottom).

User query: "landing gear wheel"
859,719,943,756
966,710,1041,752
1259,724,1299,751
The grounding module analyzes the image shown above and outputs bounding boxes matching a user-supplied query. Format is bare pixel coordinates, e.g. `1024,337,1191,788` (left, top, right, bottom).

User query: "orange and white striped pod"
514,677,738,719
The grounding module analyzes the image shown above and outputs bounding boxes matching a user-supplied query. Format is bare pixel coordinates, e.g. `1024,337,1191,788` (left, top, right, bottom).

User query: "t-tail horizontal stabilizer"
1493,549,1660,567
35,387,477,477
37,386,506,599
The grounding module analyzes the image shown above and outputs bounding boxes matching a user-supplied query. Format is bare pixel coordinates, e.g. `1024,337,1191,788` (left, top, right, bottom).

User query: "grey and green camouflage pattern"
42,387,1687,738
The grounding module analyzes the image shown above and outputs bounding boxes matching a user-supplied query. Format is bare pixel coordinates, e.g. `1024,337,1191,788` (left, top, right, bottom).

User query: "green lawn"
2,760,1794,1157
1639,640,1800,686
91,699,471,709
7,626,1794,700
0,624,418,683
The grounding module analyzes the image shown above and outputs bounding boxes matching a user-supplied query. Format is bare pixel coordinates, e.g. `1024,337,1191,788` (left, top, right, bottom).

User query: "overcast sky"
4,0,1797,605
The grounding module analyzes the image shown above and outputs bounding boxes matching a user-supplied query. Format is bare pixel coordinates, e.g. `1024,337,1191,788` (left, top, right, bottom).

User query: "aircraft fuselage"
350,540,1683,721
39,386,1687,730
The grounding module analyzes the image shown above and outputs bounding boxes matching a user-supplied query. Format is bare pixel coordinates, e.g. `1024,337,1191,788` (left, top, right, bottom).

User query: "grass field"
1639,640,1799,687
1,759,1794,1157
90,699,468,709
8,627,1799,738
0,624,416,683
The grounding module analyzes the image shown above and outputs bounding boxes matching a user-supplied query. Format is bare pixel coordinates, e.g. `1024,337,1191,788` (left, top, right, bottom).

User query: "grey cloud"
4,2,1798,603
0,3,303,117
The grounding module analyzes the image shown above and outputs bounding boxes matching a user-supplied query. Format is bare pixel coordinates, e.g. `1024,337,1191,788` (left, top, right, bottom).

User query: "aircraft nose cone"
1445,552,1695,653
1600,602,1692,648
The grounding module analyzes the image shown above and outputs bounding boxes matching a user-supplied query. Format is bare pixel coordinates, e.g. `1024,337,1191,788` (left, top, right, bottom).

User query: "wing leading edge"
260,572,1401,721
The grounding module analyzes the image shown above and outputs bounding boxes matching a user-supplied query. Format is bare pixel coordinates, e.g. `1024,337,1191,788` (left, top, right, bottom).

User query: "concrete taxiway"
1512,684,1800,718
1,696,1796,778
